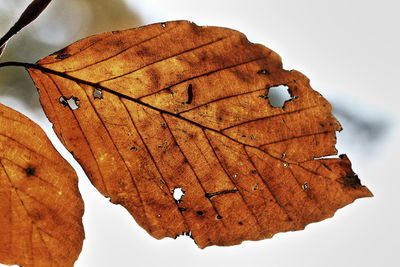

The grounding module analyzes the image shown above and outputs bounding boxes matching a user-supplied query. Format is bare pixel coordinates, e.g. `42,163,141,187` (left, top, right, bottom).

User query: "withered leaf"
27,21,372,248
0,104,84,266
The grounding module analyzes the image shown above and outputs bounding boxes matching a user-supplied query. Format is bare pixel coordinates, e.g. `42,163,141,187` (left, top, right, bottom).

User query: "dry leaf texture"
0,104,84,266
27,21,372,248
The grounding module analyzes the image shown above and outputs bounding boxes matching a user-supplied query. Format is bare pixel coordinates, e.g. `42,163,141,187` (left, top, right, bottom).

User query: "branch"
0,0,52,49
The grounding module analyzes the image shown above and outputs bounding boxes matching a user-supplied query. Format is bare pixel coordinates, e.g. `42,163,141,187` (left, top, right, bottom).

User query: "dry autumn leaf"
0,103,84,266
26,20,372,248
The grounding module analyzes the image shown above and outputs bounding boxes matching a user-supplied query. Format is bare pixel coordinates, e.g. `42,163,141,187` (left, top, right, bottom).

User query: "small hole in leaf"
281,153,286,159
196,211,204,216
283,162,289,167
59,96,80,110
266,85,293,108
216,215,223,220
161,22,167,28
257,69,270,75
233,173,239,178
93,88,103,99
172,187,185,203
130,146,138,151
253,185,258,191
302,183,309,190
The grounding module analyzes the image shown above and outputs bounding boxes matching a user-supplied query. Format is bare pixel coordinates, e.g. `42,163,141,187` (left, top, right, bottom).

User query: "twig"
0,0,52,49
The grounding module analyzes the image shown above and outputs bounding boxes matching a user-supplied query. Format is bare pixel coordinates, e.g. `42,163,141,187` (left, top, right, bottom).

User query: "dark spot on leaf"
183,84,194,104
55,54,71,60
339,173,362,189
216,215,223,220
166,87,174,95
238,221,244,225
196,211,204,216
205,189,238,199
178,207,187,212
130,146,138,151
258,93,268,99
30,210,43,221
250,170,257,175
25,166,36,177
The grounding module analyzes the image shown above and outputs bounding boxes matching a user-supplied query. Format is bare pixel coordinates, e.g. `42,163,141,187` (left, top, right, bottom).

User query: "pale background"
0,0,399,266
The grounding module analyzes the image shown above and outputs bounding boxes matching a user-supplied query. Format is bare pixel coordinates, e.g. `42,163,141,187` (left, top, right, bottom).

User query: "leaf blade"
27,20,372,248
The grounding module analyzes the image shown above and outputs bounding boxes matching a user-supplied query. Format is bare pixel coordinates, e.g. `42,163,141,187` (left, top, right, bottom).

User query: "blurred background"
0,0,399,266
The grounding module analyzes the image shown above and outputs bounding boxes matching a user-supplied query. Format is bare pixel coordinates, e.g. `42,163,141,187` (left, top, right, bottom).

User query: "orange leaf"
27,21,372,248
0,104,84,266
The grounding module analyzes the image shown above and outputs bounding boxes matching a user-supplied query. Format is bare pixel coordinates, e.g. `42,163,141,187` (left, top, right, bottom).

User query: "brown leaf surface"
0,104,84,266
27,21,372,248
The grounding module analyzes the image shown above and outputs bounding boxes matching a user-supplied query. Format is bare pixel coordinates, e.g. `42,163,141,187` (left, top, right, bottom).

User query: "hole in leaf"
302,183,309,190
216,215,223,220
257,69,269,75
264,85,293,108
283,162,289,167
59,96,80,110
93,88,103,99
172,187,185,203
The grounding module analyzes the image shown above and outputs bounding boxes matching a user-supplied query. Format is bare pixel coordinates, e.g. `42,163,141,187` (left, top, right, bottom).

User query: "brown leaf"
27,21,372,248
0,104,84,266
